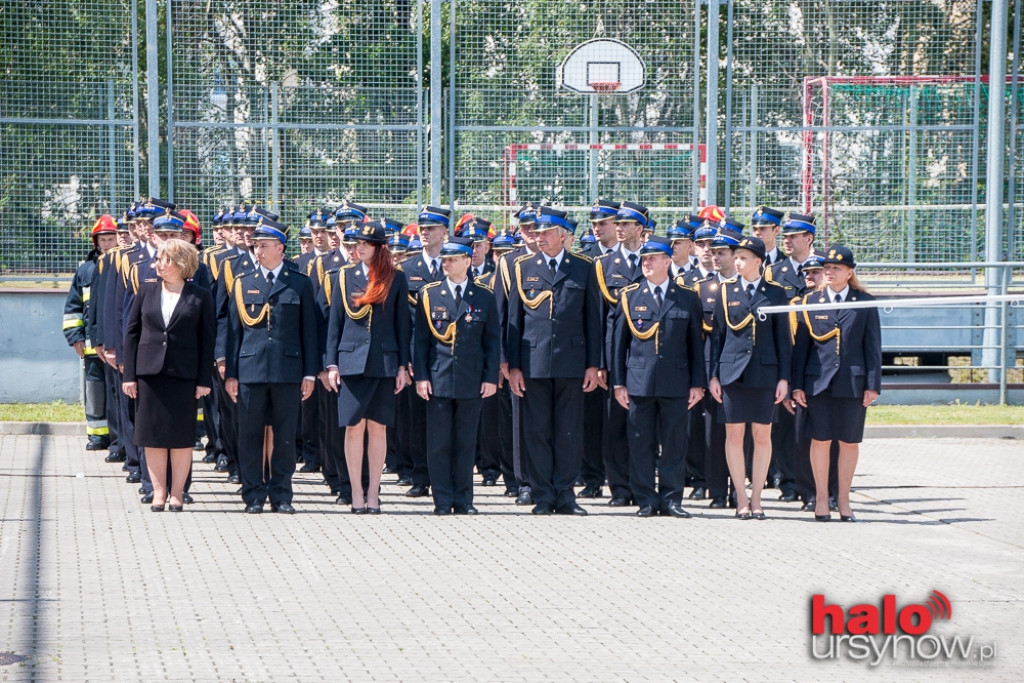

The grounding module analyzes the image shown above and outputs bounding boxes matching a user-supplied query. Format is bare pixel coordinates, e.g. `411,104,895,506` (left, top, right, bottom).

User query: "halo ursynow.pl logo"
810,590,996,667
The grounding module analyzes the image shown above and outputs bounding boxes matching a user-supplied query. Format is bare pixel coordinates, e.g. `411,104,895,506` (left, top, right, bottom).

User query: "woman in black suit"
792,245,882,522
325,221,411,514
708,235,792,520
123,239,215,512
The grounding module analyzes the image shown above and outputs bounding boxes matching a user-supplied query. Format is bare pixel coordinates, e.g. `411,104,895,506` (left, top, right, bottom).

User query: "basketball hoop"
589,81,621,94
557,39,646,94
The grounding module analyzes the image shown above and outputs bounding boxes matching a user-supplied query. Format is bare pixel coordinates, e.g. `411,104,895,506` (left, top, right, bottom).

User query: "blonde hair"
158,239,200,279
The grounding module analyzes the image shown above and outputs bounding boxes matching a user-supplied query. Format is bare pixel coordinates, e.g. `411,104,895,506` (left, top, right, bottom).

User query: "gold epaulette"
234,276,270,326
338,266,372,324
594,256,618,305
474,274,494,292
513,254,553,316
788,294,801,343
130,263,140,294
674,274,692,292
802,292,841,354
567,251,593,264
620,283,661,351
223,259,236,294
720,280,756,344
421,283,457,346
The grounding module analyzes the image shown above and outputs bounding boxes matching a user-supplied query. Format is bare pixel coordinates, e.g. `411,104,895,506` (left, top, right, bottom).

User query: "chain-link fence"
1,0,1022,279
0,0,139,277
167,0,425,233
449,0,702,229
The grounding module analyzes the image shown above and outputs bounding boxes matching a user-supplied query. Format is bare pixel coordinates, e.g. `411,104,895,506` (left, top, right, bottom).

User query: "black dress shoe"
453,505,479,515
434,506,452,515
298,463,320,473
778,491,799,502
150,503,165,512
202,452,217,463
577,485,603,499
406,484,430,497
800,500,816,512
226,473,241,484
395,476,413,486
271,502,296,514
336,494,352,505
482,478,497,487
636,506,656,518
122,463,129,471
140,492,154,504
709,497,726,509
735,508,752,520
531,503,554,515
829,496,839,512
125,471,141,483
214,457,229,472
86,440,109,451
504,488,519,498
382,465,397,474
574,477,586,487
815,514,831,522
138,486,147,494
661,503,692,518
607,496,631,507
168,504,183,512
351,506,368,515
245,503,263,514
193,440,205,452
840,514,857,523
182,493,194,504
515,490,534,506
104,452,126,463
556,503,588,516
767,476,781,489
235,486,244,495
688,487,707,500
366,506,381,515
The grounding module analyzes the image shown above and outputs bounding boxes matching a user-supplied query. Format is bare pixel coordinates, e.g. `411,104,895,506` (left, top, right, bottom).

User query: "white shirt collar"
646,278,669,297
261,263,284,281
830,284,851,302
741,276,762,291
619,245,641,262
543,249,566,270
766,247,779,263
446,276,468,300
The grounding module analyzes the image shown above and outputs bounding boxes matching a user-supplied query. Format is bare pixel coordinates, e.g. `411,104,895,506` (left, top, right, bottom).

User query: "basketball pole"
589,93,599,200
705,0,720,206
983,0,1009,382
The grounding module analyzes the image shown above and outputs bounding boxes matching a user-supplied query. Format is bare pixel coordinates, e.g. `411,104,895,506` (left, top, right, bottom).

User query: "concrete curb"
1,421,1021,439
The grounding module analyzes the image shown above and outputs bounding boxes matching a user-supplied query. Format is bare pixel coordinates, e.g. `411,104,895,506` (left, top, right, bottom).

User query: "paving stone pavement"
1,434,1021,681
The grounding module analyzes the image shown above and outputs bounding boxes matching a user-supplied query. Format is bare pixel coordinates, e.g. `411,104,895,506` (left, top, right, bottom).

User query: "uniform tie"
266,271,275,288
746,283,755,300
628,253,638,273
430,259,439,279
834,293,843,304
549,258,558,277
454,283,463,308
654,285,664,309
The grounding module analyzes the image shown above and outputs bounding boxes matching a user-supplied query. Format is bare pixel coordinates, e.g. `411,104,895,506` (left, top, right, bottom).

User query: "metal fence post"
271,83,280,210
145,0,160,197
984,0,1010,384
907,87,918,262
107,80,117,212
589,95,599,200
705,0,720,207
430,0,442,206
165,0,174,201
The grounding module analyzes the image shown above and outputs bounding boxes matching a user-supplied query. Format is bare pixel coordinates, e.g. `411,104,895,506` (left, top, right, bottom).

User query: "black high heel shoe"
351,506,368,515
150,503,166,512
735,507,752,520
815,513,831,522
366,506,381,515
168,504,184,512
840,514,857,523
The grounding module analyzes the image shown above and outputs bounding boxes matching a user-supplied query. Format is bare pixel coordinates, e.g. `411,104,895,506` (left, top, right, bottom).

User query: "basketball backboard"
557,39,646,94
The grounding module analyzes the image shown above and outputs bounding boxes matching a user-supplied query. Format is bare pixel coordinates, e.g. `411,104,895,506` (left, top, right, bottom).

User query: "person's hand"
122,381,137,399
327,368,341,392
709,377,723,403
416,380,432,401
688,387,705,410
301,378,315,401
596,368,609,390
395,367,411,394
72,341,85,358
614,386,629,410
195,385,211,399
782,398,797,415
792,389,807,408
103,348,116,367
582,367,600,392
226,378,239,403
774,379,789,404
407,363,415,380
863,389,879,408
500,362,510,381
217,360,226,381
509,369,526,397
480,382,497,399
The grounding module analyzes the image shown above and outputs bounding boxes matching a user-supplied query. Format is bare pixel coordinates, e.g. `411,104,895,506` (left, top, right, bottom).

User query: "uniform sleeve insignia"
247,289,260,294
814,315,830,320
634,305,647,312
526,276,540,282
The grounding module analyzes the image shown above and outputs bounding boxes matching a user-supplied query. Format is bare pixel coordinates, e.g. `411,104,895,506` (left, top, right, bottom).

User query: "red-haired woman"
326,221,412,513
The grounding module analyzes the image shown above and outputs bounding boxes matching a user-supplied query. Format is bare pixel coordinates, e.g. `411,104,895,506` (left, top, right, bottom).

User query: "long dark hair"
354,243,395,306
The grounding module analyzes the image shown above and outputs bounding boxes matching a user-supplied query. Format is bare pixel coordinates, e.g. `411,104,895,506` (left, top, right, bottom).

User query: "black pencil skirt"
337,375,397,428
806,391,867,444
134,374,198,449
719,383,777,425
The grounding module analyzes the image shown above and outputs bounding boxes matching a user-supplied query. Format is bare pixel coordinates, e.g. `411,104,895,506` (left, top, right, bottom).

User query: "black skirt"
719,383,777,425
807,391,867,444
338,375,397,427
134,374,198,448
